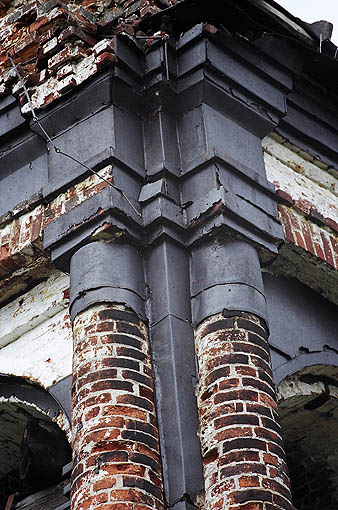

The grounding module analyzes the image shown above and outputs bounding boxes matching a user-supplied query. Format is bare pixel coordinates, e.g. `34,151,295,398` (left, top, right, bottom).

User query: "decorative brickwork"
278,204,338,270
195,312,292,510
72,303,165,510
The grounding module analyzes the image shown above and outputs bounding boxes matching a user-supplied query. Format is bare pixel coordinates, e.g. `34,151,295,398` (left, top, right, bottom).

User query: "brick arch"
273,351,338,385
277,365,338,510
0,374,71,507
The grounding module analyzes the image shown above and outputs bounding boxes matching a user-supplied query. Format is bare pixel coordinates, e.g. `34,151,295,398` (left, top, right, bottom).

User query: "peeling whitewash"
0,270,69,347
263,135,338,197
263,135,338,223
0,271,72,388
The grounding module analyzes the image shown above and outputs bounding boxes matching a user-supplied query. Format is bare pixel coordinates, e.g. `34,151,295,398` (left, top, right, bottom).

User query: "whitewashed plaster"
0,270,69,348
263,135,338,223
263,135,338,196
0,271,72,388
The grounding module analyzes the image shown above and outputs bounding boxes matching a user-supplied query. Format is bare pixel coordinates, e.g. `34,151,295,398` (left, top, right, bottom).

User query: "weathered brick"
214,414,260,429
237,319,267,338
122,369,153,388
116,346,146,361
72,303,164,510
195,312,292,510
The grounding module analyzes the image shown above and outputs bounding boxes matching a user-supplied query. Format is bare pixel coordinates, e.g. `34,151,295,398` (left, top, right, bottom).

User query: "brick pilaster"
195,312,292,510
71,303,165,510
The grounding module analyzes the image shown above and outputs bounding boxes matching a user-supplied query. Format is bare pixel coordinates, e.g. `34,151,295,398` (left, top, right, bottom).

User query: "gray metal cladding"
190,240,267,325
69,241,146,320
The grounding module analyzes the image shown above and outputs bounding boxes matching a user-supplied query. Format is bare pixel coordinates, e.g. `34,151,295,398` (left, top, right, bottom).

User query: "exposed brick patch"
0,166,113,281
263,135,338,297
72,303,164,510
263,136,338,234
278,204,338,271
0,0,177,113
195,312,292,510
0,205,44,279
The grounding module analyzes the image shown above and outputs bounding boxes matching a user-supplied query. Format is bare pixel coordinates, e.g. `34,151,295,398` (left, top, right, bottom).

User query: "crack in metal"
166,492,199,509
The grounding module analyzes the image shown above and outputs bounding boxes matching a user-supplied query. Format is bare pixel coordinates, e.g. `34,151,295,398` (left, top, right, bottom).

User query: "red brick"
72,304,164,510
330,236,338,267
301,221,316,255
195,312,292,510
278,205,295,243
295,231,306,250
314,241,325,261
239,475,260,488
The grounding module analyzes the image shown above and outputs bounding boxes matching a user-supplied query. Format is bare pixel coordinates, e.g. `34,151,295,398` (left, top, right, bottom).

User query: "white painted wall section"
0,270,69,348
0,271,72,388
263,135,338,223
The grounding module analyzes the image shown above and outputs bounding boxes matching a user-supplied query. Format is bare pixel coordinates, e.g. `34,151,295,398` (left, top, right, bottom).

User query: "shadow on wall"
277,365,338,510
0,374,71,509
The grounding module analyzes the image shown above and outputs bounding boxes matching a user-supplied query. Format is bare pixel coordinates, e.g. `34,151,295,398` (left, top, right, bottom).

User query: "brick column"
195,312,292,510
69,242,165,510
191,240,293,510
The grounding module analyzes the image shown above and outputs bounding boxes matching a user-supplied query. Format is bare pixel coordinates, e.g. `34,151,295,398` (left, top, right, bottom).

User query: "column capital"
69,241,146,321
191,239,267,325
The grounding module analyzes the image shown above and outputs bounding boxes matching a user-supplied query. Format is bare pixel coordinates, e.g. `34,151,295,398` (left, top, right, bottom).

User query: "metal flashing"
191,240,267,324
150,315,203,505
146,238,203,504
142,196,185,229
49,376,72,423
44,185,141,250
190,240,265,296
146,239,191,325
186,187,283,238
192,283,267,326
69,241,146,320
29,71,114,141
139,179,167,203
273,352,338,385
264,273,338,366
0,98,26,141
0,132,47,216
43,105,144,199
277,85,338,169
0,374,68,421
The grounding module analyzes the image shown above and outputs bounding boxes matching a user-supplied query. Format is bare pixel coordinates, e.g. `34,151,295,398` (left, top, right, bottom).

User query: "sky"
276,0,338,45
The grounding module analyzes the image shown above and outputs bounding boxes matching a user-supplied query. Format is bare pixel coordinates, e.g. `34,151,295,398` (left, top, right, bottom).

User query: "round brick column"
195,311,292,510
71,303,165,510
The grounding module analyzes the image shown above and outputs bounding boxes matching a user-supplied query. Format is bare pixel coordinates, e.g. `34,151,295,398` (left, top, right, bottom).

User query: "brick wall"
263,134,338,305
0,165,112,305
195,312,292,510
278,204,338,270
0,0,175,112
71,303,165,510
263,134,338,270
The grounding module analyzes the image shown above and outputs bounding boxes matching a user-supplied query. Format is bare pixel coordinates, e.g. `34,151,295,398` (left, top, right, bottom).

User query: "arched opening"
277,365,338,510
0,375,71,509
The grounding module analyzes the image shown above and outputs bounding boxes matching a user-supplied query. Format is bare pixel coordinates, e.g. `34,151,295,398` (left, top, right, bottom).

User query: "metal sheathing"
146,239,204,507
190,240,267,325
69,241,146,321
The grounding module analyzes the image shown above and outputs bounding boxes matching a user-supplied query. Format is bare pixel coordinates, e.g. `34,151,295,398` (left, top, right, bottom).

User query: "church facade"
0,1,338,509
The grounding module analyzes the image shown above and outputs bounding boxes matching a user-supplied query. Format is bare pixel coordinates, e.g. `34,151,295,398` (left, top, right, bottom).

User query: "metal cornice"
247,0,316,47
43,26,291,269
